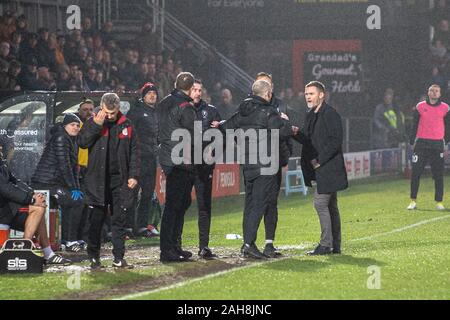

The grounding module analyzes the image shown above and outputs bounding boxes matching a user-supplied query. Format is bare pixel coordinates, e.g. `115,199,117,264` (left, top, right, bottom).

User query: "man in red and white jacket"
408,84,450,210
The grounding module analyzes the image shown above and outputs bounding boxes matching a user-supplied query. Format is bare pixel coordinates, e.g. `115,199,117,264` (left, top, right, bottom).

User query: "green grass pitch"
1,175,450,300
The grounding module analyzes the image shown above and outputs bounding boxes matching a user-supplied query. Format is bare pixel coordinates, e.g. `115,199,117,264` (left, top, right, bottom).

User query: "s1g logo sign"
66,5,81,30
7,258,28,271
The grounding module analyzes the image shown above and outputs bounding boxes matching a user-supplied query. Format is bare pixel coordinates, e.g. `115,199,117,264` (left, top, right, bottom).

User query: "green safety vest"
384,109,404,129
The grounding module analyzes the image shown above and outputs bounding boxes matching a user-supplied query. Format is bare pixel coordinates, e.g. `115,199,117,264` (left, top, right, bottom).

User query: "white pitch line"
351,214,450,242
114,255,295,300
115,214,450,300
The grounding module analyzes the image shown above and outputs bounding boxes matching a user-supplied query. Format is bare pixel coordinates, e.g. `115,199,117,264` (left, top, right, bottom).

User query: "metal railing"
342,116,373,153
134,0,254,92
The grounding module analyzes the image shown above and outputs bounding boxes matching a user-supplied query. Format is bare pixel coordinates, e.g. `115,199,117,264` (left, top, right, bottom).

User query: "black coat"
293,103,348,194
193,100,222,168
157,89,197,171
127,99,159,157
220,95,292,179
0,158,34,225
31,124,80,190
78,112,139,207
270,96,293,167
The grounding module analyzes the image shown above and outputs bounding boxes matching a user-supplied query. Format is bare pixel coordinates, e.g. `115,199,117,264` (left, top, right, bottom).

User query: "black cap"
62,113,81,126
140,82,158,98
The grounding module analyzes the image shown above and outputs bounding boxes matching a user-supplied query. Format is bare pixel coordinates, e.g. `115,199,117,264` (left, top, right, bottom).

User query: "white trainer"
407,201,417,210
436,203,446,211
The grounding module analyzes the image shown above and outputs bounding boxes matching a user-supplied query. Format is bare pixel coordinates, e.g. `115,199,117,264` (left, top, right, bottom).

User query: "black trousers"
410,147,445,202
87,185,128,260
131,156,157,231
264,168,282,241
77,167,89,242
243,172,278,245
31,183,84,243
160,166,195,252
194,164,214,249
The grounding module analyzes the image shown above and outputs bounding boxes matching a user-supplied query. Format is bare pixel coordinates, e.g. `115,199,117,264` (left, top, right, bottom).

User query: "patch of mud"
55,244,300,300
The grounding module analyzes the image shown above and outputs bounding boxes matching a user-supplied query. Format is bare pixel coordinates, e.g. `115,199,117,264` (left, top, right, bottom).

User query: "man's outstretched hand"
128,178,138,189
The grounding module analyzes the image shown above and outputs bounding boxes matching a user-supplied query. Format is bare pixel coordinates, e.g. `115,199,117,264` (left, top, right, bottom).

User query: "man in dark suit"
293,81,348,255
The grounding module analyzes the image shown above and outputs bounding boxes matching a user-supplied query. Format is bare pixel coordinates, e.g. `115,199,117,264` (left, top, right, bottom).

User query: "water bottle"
226,234,242,240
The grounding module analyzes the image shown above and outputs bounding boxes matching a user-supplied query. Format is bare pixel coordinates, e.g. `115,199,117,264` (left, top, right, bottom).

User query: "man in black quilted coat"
31,113,84,252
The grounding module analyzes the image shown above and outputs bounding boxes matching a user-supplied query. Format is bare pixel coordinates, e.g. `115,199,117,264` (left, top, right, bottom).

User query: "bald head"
221,89,232,105
252,80,272,102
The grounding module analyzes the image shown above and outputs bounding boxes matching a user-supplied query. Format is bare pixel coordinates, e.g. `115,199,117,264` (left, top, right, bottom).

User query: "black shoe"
198,247,217,260
332,246,341,254
66,243,83,253
307,244,332,256
160,249,188,263
46,254,72,265
263,243,282,258
112,258,134,269
242,243,266,260
90,257,104,270
175,246,193,259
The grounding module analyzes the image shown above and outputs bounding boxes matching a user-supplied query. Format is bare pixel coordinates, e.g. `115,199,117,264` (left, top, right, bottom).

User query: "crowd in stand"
428,0,450,91
0,10,232,107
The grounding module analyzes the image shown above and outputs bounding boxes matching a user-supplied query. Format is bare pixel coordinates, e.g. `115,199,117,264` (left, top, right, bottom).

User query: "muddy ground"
47,243,304,300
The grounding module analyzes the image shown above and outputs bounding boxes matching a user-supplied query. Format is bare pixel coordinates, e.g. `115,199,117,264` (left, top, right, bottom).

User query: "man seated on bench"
0,147,71,265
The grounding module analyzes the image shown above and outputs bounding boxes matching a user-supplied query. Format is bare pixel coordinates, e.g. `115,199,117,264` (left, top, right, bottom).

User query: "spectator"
56,65,71,91
216,88,236,120
428,66,447,90
135,62,150,86
94,70,107,91
18,33,39,65
63,38,78,64
430,0,450,29
73,46,90,72
100,21,114,44
135,22,161,55
17,57,40,90
85,67,97,91
372,88,406,149
174,39,198,73
198,48,220,86
0,59,21,91
430,39,449,68
0,11,16,42
15,14,28,39
210,81,223,105
50,34,65,67
120,49,140,89
92,49,104,71
36,28,53,68
81,17,95,38
37,66,57,90
433,19,450,48
70,29,83,45
9,31,22,57
106,39,123,65
155,53,164,70
93,34,103,51
0,41,14,62
116,83,126,95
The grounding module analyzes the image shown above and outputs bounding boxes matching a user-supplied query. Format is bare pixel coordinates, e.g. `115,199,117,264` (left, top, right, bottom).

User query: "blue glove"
71,189,84,201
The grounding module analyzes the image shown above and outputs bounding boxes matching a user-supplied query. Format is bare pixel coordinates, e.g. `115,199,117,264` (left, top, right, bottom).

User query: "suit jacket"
293,102,348,194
